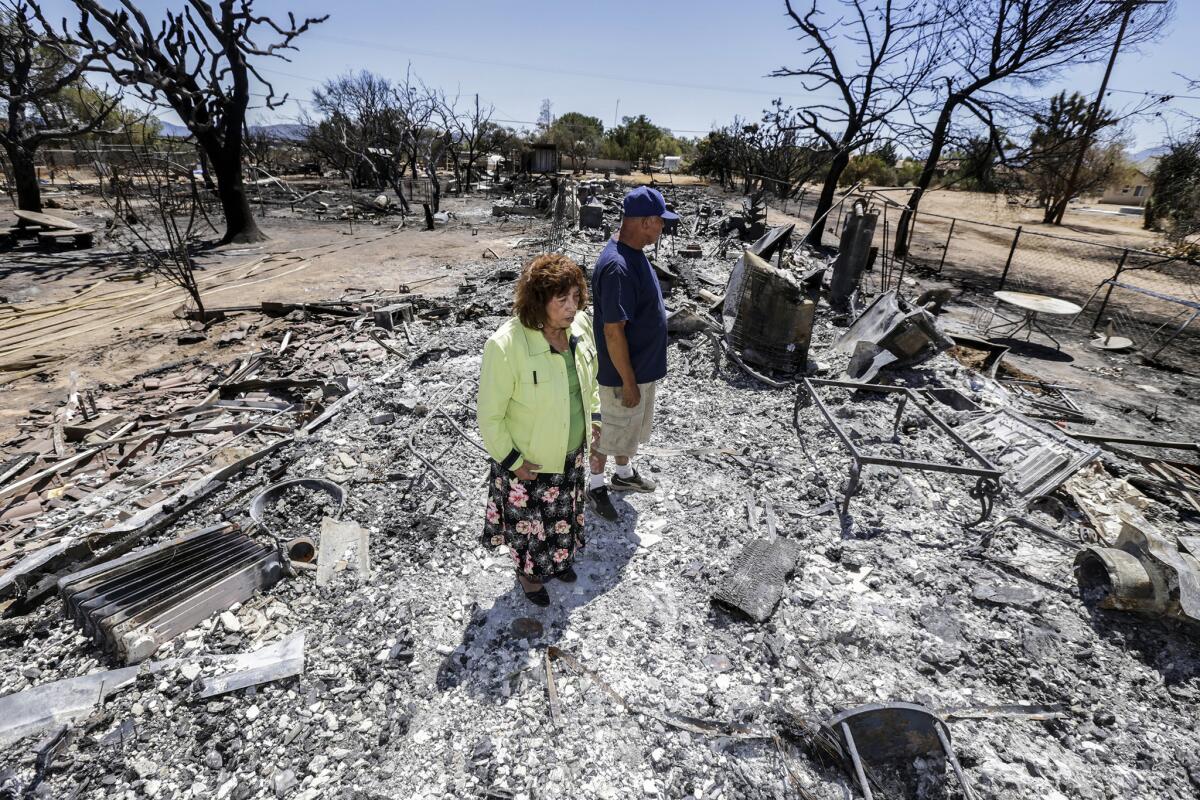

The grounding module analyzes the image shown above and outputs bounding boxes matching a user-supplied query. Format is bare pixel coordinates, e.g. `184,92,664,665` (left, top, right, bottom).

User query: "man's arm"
603,321,640,408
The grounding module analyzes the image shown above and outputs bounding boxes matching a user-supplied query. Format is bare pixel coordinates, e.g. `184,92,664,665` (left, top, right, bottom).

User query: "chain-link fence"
878,206,1200,369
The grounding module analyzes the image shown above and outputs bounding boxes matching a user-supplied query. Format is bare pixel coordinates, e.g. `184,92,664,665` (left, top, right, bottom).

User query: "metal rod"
998,225,1022,290
1070,432,1199,451
936,722,978,800
1090,248,1128,332
937,217,956,275
840,722,874,800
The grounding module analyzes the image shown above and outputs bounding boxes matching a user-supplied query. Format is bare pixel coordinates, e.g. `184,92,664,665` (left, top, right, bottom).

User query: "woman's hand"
590,423,601,450
514,460,542,481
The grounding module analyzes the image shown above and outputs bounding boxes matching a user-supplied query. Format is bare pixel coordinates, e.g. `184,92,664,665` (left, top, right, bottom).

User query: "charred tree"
771,0,942,245
0,0,115,214
42,0,325,244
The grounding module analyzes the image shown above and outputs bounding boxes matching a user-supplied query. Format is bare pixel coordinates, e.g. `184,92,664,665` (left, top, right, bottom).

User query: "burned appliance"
721,222,813,376
835,290,953,382
829,200,880,312
58,523,284,664
725,250,815,375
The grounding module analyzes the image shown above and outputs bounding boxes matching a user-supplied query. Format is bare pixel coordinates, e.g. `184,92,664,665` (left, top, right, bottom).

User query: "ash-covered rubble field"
2,194,1200,800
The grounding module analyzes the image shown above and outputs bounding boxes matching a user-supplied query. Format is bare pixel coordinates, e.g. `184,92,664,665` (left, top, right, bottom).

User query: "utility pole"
1053,0,1167,225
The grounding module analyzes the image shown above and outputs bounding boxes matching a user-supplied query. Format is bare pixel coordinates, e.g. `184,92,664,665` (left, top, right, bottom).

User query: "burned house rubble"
1,184,1199,800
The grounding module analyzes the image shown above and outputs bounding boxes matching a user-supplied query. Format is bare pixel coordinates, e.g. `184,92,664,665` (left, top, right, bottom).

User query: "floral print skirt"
483,446,586,580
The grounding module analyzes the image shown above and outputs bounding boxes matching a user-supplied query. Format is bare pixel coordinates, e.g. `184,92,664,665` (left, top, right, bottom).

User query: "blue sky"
43,0,1200,151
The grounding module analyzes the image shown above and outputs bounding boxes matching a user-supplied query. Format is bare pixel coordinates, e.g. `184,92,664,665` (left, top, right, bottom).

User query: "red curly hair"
513,253,588,329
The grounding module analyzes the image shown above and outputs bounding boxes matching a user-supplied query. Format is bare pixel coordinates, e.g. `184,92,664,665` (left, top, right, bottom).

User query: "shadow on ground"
435,499,641,700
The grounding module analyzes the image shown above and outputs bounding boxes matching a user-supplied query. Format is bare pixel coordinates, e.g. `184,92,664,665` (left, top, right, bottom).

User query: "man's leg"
609,382,657,492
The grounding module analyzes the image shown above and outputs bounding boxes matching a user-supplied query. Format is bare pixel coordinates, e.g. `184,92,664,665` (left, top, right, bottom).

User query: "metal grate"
58,523,284,664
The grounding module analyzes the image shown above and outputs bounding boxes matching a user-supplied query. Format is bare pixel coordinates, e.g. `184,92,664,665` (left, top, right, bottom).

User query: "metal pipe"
1069,432,1199,452
1090,249,1128,332
286,536,316,563
998,226,1022,290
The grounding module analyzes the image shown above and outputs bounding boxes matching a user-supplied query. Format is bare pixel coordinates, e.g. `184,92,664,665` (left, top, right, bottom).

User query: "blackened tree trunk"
47,0,325,246
805,147,852,246
894,101,958,258
6,144,43,214
211,153,265,243
197,147,216,191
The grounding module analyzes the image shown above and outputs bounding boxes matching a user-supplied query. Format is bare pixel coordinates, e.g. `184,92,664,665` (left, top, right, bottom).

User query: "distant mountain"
1130,145,1168,163
156,120,191,138
154,120,308,141
249,124,308,142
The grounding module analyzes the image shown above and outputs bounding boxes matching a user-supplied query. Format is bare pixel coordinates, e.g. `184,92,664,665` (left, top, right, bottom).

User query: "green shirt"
561,346,585,450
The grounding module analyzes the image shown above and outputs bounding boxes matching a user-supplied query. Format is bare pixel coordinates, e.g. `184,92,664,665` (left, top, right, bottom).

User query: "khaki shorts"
597,381,657,458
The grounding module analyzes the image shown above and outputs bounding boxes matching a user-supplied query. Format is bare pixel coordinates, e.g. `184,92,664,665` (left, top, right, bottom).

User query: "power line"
303,33,814,101
1108,87,1200,101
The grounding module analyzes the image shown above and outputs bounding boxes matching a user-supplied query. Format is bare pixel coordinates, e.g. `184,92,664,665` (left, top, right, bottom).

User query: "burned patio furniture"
820,702,978,800
794,379,1003,525
986,291,1083,351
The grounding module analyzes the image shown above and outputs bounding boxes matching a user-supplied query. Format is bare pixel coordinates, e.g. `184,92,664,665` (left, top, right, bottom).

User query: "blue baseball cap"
623,186,679,220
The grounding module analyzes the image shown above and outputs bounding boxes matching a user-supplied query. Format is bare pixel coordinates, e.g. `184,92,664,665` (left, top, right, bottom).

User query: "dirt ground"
0,193,542,440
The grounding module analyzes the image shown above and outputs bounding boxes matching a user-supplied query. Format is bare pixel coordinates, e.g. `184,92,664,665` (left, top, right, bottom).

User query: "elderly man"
587,186,677,521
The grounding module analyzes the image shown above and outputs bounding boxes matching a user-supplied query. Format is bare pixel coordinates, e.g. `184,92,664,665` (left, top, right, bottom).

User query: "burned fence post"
1090,248,1129,333
998,225,1023,290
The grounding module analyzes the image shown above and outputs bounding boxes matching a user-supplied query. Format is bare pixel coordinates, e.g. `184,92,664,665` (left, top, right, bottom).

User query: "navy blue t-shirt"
591,238,668,387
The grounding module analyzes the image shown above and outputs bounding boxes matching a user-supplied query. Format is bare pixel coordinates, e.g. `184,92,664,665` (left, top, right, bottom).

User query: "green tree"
603,114,669,167
1022,91,1122,223
1145,132,1200,242
872,141,899,167
545,111,603,173
839,154,896,187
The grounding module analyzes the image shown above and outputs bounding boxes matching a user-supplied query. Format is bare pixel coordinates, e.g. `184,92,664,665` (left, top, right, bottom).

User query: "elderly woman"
477,254,601,606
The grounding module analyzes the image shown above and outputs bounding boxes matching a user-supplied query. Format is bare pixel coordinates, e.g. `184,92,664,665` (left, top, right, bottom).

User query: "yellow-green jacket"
477,314,601,474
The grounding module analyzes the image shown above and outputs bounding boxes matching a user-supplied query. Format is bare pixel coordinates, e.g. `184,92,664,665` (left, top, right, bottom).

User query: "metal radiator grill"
59,524,284,663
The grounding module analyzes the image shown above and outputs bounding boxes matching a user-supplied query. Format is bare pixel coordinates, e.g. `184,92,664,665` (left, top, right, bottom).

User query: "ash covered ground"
2,194,1200,800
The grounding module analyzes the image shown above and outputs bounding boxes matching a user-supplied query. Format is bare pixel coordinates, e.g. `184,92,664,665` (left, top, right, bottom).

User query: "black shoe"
555,566,578,583
587,485,619,522
522,585,550,607
610,469,657,493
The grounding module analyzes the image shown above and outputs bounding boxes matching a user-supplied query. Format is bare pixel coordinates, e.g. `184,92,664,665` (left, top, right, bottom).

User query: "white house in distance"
1100,153,1158,208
